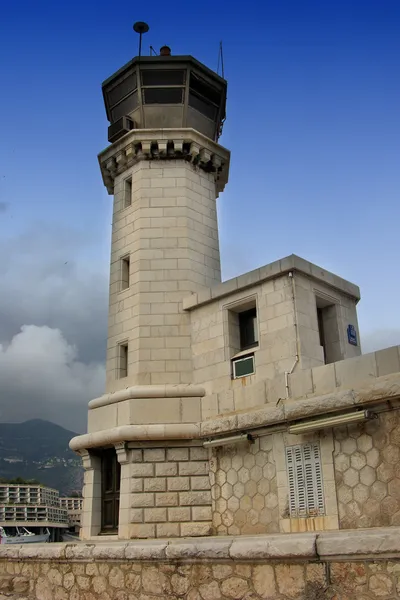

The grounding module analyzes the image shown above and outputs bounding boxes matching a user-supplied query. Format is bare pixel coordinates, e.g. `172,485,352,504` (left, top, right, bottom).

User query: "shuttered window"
285,442,325,517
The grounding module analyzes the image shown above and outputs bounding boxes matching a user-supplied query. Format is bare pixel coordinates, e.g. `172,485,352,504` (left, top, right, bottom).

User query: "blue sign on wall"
347,325,358,346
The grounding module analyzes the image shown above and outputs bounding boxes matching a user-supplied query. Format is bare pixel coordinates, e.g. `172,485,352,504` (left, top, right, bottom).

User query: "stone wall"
334,411,400,529
200,344,400,422
126,445,212,539
209,436,279,535
3,529,400,600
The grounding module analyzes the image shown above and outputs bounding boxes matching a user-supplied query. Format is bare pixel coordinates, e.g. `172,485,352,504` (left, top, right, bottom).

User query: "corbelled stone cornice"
98,128,230,195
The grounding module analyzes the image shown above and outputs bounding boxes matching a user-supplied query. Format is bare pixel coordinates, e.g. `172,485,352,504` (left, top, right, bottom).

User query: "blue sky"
0,0,399,430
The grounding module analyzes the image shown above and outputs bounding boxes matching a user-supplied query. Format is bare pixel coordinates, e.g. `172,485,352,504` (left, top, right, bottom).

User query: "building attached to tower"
71,45,400,540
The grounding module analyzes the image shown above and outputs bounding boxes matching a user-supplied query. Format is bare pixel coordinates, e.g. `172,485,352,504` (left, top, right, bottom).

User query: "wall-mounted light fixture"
288,410,375,435
203,433,254,448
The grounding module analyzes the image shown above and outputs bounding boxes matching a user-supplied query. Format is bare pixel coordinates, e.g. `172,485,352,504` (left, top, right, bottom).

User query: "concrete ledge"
89,384,206,409
3,529,400,562
317,527,400,560
200,371,400,437
71,372,400,450
70,423,200,451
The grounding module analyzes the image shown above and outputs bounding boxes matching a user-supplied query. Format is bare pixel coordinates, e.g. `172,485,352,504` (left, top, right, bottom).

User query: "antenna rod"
133,22,150,58
220,41,225,79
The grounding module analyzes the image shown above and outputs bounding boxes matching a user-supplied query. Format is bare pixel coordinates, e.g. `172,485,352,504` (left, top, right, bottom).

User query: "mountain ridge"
0,419,83,495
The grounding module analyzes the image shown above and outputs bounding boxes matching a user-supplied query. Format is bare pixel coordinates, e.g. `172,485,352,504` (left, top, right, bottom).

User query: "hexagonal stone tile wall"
334,412,400,528
209,436,279,535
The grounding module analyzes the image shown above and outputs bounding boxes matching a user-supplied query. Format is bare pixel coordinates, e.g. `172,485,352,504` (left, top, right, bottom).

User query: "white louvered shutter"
285,442,325,517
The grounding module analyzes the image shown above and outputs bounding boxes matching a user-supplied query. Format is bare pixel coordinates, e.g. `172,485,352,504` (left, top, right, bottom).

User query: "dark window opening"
108,73,137,107
111,92,139,122
317,307,326,363
316,298,341,365
101,449,120,533
124,178,132,208
239,308,258,351
124,179,132,208
143,88,184,104
189,73,220,105
119,343,128,378
141,69,185,86
188,92,217,120
121,256,130,290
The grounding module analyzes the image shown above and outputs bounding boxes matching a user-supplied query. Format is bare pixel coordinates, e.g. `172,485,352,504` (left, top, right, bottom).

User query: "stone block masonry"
3,528,400,600
125,445,212,538
106,158,224,391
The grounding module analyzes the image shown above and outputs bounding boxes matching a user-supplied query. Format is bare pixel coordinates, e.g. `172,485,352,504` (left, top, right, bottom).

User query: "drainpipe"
285,271,299,399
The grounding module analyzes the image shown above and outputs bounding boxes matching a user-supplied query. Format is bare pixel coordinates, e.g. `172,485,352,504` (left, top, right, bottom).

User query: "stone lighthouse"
71,38,230,539
74,30,399,546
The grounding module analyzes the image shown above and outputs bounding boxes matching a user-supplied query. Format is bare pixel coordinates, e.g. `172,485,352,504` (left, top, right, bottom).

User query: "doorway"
101,448,120,533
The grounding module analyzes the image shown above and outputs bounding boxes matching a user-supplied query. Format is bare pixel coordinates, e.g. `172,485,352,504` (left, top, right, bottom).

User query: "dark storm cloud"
0,224,107,432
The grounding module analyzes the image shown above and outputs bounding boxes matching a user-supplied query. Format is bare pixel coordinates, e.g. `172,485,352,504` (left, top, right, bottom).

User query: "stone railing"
2,528,400,599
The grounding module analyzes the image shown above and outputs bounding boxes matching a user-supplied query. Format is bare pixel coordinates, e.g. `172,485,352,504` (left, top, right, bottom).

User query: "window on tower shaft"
118,343,128,379
124,178,132,208
121,256,130,290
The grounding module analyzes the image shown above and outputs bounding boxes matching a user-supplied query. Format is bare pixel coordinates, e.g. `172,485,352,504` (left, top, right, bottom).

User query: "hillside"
0,419,83,495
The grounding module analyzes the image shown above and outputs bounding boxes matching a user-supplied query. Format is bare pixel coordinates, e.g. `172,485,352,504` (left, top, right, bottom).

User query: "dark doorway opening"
101,448,120,533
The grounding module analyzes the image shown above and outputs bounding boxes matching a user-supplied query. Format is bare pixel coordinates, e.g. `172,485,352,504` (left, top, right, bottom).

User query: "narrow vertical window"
118,342,128,378
316,297,341,364
121,255,130,290
124,177,132,208
285,442,324,517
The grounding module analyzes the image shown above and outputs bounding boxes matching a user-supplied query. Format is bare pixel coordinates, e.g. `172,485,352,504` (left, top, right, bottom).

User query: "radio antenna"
133,21,150,57
217,41,225,78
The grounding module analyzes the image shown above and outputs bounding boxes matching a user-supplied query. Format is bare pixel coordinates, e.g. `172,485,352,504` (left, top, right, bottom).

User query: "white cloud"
0,325,104,433
0,224,108,432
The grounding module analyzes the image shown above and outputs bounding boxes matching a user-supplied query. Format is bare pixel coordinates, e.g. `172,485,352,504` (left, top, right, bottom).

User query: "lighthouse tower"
74,37,230,539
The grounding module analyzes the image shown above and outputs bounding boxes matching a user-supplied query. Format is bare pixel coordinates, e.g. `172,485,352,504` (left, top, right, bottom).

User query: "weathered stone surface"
220,577,248,599
92,545,127,560
166,538,231,560
199,580,221,600
142,566,170,594
276,564,305,598
253,565,276,598
317,528,400,558
65,545,94,560
19,545,66,560
229,534,317,559
124,541,167,560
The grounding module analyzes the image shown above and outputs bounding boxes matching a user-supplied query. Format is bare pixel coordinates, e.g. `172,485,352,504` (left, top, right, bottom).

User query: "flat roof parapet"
183,254,360,311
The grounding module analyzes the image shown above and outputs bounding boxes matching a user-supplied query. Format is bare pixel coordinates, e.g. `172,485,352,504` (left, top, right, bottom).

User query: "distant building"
59,496,83,532
0,484,68,541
